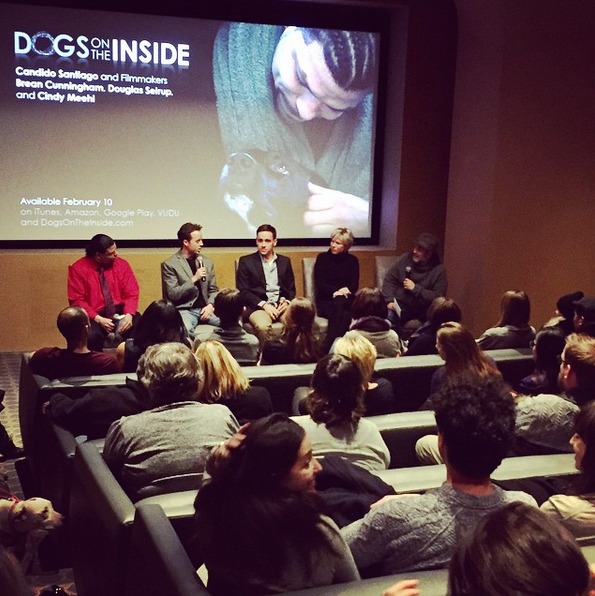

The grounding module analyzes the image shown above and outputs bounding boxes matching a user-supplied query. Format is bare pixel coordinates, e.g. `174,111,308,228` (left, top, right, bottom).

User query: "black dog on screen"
219,148,326,234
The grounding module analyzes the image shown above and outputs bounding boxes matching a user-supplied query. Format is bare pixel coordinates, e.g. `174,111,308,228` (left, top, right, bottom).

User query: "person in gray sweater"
103,342,238,500
342,378,536,575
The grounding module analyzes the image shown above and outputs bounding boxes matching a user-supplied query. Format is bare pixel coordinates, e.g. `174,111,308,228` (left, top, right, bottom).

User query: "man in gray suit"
161,223,219,339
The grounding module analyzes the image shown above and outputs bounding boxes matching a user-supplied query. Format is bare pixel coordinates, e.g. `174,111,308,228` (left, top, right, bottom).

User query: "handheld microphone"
405,266,412,279
197,257,207,282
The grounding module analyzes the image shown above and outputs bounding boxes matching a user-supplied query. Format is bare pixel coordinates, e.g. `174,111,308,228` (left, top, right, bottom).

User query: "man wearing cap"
381,233,448,332
574,296,595,338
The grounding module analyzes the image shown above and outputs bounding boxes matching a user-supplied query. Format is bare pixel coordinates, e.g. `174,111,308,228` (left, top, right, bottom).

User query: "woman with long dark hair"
516,327,566,395
191,413,359,595
404,296,462,356
476,290,535,349
116,299,188,372
541,400,595,543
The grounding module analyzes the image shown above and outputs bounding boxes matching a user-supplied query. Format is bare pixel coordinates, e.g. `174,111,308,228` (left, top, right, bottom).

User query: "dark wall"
446,0,595,335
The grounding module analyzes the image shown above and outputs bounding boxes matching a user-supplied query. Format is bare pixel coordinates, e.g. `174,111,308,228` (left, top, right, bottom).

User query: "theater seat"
302,257,329,339
125,503,209,596
69,442,198,596
375,255,395,289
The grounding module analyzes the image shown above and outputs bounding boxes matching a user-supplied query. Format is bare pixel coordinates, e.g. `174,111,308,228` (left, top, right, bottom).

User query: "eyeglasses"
557,355,568,366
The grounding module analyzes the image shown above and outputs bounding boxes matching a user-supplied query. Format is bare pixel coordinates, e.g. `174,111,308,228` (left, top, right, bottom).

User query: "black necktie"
99,268,115,317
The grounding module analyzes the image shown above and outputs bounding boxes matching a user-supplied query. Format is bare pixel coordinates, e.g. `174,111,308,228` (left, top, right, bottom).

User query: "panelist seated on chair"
381,232,447,337
161,222,220,341
314,227,359,350
67,233,140,351
30,306,120,378
236,223,296,344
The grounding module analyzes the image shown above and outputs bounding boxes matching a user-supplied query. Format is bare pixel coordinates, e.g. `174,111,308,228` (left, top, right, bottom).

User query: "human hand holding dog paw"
305,182,369,236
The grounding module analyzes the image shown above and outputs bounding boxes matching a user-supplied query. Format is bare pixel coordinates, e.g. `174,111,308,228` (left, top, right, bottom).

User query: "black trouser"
318,296,353,351
88,305,140,351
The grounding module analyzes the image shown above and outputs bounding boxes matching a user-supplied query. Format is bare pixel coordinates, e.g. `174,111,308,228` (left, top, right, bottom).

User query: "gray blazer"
161,250,219,310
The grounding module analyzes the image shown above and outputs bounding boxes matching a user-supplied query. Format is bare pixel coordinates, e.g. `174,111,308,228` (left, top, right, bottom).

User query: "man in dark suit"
161,223,219,340
236,224,296,343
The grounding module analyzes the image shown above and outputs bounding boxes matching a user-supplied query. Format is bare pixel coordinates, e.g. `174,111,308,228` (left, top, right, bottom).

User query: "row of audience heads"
56,294,595,400
137,339,373,430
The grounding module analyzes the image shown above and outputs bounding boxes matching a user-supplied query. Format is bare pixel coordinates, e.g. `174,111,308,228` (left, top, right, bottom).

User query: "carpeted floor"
0,351,77,595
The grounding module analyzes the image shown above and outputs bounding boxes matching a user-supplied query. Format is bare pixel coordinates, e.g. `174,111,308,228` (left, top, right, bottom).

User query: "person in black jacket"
314,227,359,350
236,224,296,344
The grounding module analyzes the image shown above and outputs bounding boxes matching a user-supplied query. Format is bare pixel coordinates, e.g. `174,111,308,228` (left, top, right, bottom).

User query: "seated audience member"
541,400,595,543
200,288,260,366
293,354,390,472
195,341,272,423
382,502,593,596
314,227,359,351
103,342,238,500
418,332,595,463
448,503,591,596
334,331,395,416
45,364,152,441
404,297,462,356
116,299,189,373
260,297,322,365
514,333,595,454
542,290,584,337
347,287,402,357
191,413,359,595
30,306,119,378
573,295,595,338
342,378,536,575
516,327,566,395
430,321,501,397
67,233,140,351
476,290,535,349
381,233,448,336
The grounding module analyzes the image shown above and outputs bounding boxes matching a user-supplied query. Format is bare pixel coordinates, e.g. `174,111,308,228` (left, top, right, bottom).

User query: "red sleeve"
116,259,139,315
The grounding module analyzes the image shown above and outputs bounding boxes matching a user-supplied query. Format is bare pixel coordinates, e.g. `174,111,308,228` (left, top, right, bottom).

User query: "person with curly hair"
343,378,536,575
